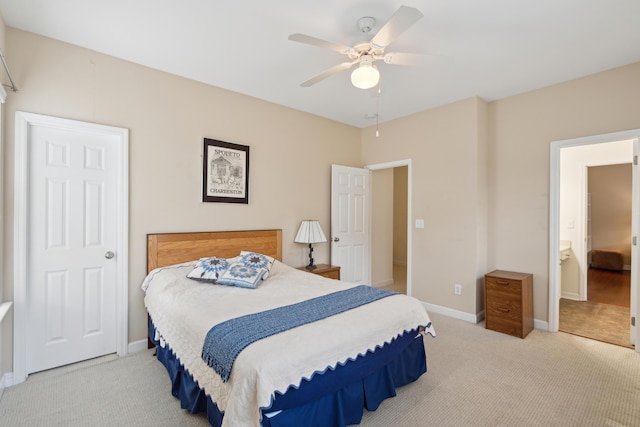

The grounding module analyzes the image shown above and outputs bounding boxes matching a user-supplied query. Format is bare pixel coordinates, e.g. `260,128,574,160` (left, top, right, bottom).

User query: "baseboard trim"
1,372,14,390
561,292,580,300
534,319,550,331
0,302,12,325
127,339,148,354
421,301,548,331
422,301,482,324
1,342,146,393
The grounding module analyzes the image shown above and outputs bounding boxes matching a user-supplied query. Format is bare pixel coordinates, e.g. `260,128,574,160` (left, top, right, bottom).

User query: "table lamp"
294,220,327,270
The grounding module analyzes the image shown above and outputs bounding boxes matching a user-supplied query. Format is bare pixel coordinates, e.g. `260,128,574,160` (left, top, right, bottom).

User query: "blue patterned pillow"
216,263,266,289
240,251,275,280
187,257,230,282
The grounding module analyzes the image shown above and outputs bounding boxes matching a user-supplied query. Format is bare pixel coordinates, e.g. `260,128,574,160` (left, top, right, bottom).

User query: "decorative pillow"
216,263,266,289
187,257,230,282
240,251,275,280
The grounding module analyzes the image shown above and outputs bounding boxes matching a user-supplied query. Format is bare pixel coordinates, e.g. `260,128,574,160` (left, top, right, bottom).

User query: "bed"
143,229,435,427
591,248,624,271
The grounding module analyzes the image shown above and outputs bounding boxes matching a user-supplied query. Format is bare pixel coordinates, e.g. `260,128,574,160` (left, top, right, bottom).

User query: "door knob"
333,237,340,242
105,251,115,259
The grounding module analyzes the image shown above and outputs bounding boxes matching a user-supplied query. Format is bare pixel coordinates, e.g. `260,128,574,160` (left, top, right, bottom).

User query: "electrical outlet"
454,284,462,295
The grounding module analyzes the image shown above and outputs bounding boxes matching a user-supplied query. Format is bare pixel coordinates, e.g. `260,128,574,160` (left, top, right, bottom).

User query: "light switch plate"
415,219,425,229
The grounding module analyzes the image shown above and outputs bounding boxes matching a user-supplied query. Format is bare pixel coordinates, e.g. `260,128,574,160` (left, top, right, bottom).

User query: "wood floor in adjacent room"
560,267,632,349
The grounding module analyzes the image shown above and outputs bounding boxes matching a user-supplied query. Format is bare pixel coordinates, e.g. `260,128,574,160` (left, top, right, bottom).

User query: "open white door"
331,165,371,284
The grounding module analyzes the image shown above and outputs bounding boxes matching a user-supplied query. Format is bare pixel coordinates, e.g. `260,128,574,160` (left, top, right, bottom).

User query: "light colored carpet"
0,349,209,426
1,312,639,426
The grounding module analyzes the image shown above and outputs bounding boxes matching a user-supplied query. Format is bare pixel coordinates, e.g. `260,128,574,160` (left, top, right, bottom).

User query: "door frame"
13,112,129,384
366,159,412,296
549,129,639,352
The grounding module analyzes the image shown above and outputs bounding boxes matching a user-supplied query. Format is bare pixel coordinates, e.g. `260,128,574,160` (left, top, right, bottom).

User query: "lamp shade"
350,54,379,89
294,220,327,244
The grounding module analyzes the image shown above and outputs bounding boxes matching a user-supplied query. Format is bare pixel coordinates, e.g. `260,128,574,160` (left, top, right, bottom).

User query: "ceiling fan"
288,5,424,90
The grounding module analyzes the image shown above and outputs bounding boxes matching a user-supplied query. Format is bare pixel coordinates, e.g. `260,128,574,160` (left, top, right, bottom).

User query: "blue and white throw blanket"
202,285,396,382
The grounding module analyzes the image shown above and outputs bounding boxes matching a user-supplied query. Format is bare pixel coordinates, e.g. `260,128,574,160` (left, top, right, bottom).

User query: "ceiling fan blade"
381,52,427,66
288,33,352,55
300,61,357,87
371,6,424,48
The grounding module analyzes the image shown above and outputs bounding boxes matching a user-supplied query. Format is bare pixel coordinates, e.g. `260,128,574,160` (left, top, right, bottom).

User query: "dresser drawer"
297,264,340,280
485,277,521,297
486,316,525,338
318,269,340,280
486,298,522,323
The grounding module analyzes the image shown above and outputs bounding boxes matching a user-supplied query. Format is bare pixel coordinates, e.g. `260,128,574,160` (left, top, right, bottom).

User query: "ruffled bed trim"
150,319,427,427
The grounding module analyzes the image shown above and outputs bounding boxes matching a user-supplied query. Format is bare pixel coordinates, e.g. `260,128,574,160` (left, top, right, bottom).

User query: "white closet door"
27,124,119,374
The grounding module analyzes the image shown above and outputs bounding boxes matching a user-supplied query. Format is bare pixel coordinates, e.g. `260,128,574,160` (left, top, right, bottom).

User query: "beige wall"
489,62,640,322
362,62,640,323
371,168,393,287
589,163,633,264
393,166,408,265
1,28,361,374
362,97,488,315
475,98,489,313
0,12,4,52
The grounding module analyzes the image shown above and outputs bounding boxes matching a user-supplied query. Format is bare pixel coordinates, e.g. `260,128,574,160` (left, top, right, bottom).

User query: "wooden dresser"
484,270,533,338
297,264,340,280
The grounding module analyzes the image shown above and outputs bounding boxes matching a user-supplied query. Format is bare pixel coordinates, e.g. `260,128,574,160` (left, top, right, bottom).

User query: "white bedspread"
142,260,435,427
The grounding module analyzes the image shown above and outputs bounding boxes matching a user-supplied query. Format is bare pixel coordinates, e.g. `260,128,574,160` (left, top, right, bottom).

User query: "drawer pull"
495,280,510,285
497,306,510,313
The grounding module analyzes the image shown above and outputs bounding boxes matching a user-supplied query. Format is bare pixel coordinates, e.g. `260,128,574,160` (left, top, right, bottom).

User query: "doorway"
13,112,129,384
549,130,639,354
559,162,632,347
367,160,412,296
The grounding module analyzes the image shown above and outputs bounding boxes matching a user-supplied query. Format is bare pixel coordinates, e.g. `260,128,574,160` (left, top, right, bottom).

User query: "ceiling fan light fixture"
351,55,380,89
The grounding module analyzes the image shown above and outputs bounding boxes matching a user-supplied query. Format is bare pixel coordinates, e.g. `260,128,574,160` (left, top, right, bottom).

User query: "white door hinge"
633,236,637,246
634,155,638,165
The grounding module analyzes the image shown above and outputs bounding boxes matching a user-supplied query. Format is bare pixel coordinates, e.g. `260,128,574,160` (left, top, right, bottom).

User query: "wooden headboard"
147,229,283,273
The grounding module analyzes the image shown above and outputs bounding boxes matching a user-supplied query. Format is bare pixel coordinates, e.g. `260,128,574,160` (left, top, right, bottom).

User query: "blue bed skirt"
149,318,427,427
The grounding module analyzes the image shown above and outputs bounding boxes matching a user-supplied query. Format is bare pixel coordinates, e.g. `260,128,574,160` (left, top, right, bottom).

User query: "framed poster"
202,138,249,204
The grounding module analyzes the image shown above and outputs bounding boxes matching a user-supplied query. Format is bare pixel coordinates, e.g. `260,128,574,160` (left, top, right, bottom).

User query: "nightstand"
298,264,341,280
484,270,533,338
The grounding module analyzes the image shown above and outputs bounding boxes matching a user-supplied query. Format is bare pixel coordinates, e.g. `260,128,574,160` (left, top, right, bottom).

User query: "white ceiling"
0,0,639,128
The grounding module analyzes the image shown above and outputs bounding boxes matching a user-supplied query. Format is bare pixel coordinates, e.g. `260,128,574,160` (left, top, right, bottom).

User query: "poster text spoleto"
202,138,249,204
